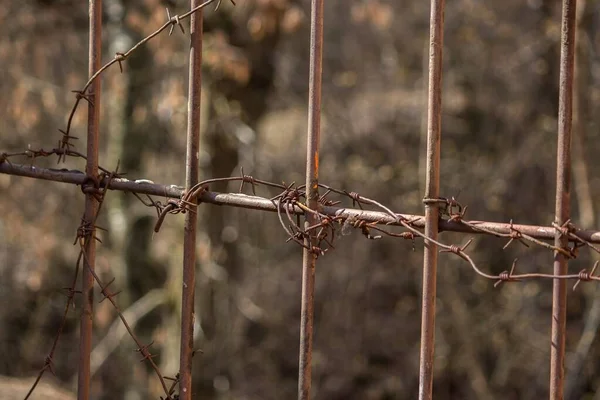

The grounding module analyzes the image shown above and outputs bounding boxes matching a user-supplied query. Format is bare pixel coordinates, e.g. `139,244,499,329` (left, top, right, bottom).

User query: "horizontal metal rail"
2,161,599,243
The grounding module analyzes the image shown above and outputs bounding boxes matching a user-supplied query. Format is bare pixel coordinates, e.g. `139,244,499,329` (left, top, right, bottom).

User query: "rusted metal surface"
179,1,203,398
299,0,324,399
419,0,445,398
77,1,102,399
550,0,577,398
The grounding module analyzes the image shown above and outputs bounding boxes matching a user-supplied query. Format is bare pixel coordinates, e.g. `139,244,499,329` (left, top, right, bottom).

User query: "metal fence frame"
0,0,589,399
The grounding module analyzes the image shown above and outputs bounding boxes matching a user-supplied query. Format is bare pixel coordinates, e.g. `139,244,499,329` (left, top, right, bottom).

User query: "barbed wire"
16,2,239,396
0,1,590,393
21,162,178,400
9,0,235,399
4,155,599,240
1,0,584,397
3,150,600,293
55,0,233,163
15,1,237,396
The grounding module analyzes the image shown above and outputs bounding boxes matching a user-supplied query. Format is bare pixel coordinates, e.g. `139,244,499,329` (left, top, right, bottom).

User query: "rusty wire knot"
440,239,473,256
448,205,467,223
57,131,79,161
393,231,417,241
72,89,94,106
318,189,341,206
422,197,448,207
385,230,418,250
153,185,208,233
286,230,306,244
136,341,157,363
573,261,600,291
270,185,290,202
277,193,333,256
345,217,382,240
422,196,467,221
61,286,82,298
166,8,185,36
550,220,600,258
316,229,335,249
183,183,209,205
61,286,82,310
281,184,304,203
81,174,104,202
272,183,307,246
363,222,420,250
98,277,122,304
494,259,522,287
552,219,581,258
448,245,461,254
345,191,364,209
114,52,126,73
552,219,576,236
74,218,105,246
154,199,187,232
43,356,56,376
306,215,345,249
441,196,467,221
24,147,52,159
239,167,257,195
503,219,530,249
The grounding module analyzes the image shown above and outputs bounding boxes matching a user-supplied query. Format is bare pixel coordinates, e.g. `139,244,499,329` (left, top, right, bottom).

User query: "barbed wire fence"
0,0,592,399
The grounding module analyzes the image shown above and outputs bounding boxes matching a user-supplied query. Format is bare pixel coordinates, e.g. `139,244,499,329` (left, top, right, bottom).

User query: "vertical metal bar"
298,1,323,399
179,2,203,399
418,0,444,399
78,1,102,399
550,0,576,399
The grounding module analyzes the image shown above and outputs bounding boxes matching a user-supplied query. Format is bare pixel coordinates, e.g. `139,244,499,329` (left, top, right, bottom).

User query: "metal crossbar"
0,0,588,399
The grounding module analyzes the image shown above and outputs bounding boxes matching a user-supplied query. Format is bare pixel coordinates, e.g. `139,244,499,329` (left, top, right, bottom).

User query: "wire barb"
166,8,185,36
114,52,126,72
494,259,522,287
573,261,600,291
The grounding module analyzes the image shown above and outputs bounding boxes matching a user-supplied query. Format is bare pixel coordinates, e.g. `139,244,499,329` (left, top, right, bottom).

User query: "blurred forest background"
1,0,600,399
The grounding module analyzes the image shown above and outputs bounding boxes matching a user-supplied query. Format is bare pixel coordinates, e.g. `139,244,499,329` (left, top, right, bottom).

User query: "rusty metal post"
298,0,324,399
179,2,203,398
78,1,102,399
418,0,445,399
550,0,576,398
